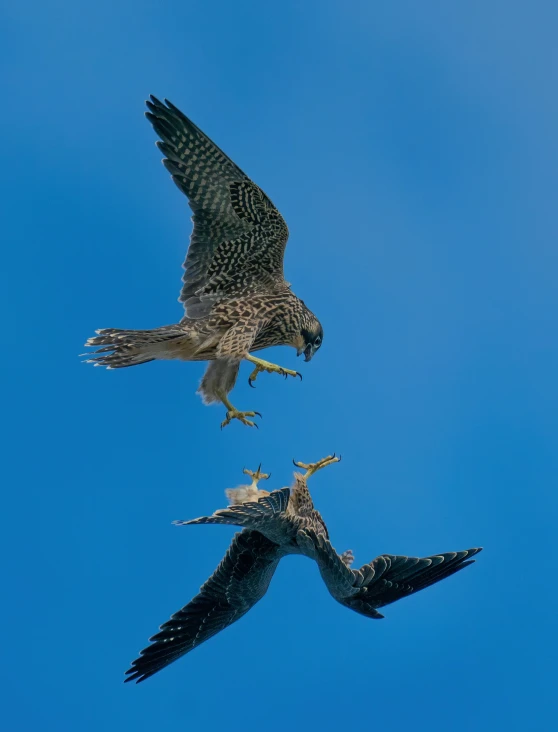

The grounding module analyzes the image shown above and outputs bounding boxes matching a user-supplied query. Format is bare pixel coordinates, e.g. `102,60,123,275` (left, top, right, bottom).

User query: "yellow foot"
226,464,271,505
246,356,302,388
292,454,341,480
220,408,262,430
242,463,271,485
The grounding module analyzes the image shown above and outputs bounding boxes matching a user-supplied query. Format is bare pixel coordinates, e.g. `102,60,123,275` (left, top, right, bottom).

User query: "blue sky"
2,1,556,729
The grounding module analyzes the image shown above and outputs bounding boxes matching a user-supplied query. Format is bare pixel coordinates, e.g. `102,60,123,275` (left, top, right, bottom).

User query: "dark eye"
314,336,322,347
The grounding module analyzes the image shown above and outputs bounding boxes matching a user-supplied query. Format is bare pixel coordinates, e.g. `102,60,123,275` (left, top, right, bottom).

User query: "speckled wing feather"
309,534,482,619
125,530,281,683
174,488,298,549
145,97,290,317
175,488,290,529
216,318,267,358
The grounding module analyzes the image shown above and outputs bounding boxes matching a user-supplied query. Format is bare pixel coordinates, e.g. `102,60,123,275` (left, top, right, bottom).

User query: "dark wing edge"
311,534,482,620
347,547,483,618
124,530,281,684
145,96,289,310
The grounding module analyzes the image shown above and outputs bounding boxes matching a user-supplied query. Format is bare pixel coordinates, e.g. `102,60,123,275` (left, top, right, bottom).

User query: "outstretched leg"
218,391,262,429
245,355,302,388
242,464,271,486
293,454,341,480
226,464,271,504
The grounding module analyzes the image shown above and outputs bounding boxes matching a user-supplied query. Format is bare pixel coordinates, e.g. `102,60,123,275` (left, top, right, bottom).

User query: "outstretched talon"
246,355,302,388
341,549,355,568
221,409,262,430
242,463,271,486
292,454,341,480
226,463,271,505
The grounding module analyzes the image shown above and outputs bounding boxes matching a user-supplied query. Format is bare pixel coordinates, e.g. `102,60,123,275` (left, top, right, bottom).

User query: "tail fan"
83,325,188,369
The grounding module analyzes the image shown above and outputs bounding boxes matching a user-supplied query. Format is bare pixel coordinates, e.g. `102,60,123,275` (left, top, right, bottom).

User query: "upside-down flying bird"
125,456,482,683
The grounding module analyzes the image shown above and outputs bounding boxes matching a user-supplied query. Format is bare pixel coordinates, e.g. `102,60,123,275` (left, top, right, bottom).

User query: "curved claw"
221,409,261,430
296,372,302,381
248,377,256,388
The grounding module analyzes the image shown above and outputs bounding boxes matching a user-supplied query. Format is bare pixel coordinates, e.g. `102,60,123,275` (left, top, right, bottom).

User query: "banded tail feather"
84,325,197,369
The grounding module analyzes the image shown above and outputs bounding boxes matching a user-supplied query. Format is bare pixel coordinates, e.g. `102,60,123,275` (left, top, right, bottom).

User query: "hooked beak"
296,343,315,362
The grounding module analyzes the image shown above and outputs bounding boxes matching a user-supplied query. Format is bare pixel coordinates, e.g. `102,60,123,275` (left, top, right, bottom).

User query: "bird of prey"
84,96,323,428
125,456,482,683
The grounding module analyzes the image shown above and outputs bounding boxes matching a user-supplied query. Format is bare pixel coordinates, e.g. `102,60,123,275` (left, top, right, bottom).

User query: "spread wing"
125,530,281,683
145,96,290,318
307,532,482,619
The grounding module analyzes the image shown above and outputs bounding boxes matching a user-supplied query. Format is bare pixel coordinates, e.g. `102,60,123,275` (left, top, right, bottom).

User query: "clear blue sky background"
2,1,556,730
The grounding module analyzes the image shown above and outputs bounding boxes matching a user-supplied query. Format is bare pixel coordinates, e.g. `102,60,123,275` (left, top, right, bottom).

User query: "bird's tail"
174,488,290,530
83,325,193,369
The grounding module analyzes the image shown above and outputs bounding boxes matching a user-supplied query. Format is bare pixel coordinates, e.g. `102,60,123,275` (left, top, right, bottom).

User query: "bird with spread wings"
125,456,482,683
84,97,323,428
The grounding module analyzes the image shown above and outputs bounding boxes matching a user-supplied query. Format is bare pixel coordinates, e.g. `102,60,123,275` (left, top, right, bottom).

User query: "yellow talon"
242,464,271,485
226,463,271,505
246,355,302,386
218,392,261,429
220,409,261,429
292,454,341,480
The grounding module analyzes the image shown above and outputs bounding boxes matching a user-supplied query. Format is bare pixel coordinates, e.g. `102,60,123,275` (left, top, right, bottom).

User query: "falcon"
84,96,323,428
125,456,482,683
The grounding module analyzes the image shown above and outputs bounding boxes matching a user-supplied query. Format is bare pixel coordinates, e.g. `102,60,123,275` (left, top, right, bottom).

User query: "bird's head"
296,312,323,363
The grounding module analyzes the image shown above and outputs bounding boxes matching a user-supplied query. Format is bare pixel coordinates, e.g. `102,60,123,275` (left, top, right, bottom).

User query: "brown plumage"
125,456,482,683
84,96,323,427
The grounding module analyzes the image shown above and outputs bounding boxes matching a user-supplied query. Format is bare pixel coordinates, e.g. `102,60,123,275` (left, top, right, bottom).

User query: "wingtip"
145,95,176,115
124,673,147,685
164,98,179,113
